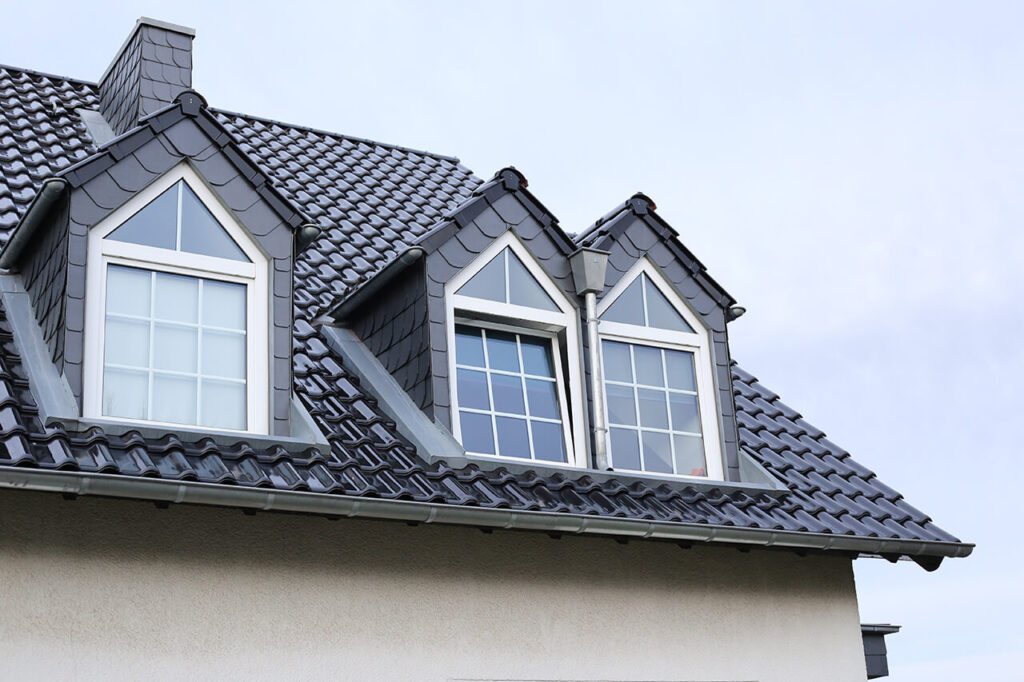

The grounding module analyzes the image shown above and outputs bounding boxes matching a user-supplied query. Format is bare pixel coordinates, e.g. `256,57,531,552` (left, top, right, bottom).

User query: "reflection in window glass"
454,325,567,462
601,272,694,333
602,340,707,476
455,248,559,312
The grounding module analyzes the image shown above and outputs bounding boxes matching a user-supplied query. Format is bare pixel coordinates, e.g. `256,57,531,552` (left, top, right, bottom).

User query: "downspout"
570,248,610,469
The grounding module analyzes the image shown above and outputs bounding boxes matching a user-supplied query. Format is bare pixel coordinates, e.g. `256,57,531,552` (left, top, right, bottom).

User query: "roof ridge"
210,107,462,164
0,62,97,88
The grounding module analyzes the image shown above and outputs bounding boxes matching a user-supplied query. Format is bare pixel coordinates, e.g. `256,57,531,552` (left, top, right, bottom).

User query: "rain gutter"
0,178,68,269
327,247,424,322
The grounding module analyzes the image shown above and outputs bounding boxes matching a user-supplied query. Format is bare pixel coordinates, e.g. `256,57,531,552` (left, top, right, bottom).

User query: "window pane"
531,420,566,463
457,369,490,410
106,266,151,317
633,345,664,387
179,183,249,262
669,392,701,434
674,434,707,476
102,368,147,420
507,249,559,311
520,337,554,377
460,411,495,454
609,427,641,470
643,275,695,332
485,330,520,372
151,373,197,425
104,318,149,368
602,340,633,383
641,430,673,474
525,378,558,419
637,388,669,429
202,330,245,379
605,383,637,426
456,249,506,303
491,373,526,415
154,272,198,323
106,182,178,250
454,326,485,367
665,350,697,392
202,280,246,330
495,416,530,459
152,323,197,373
601,276,645,326
200,379,246,430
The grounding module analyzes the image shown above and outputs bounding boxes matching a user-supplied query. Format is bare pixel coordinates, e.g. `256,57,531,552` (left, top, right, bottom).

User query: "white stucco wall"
0,489,867,682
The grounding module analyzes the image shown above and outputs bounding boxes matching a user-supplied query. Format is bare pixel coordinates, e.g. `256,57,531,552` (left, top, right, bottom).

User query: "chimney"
97,17,195,137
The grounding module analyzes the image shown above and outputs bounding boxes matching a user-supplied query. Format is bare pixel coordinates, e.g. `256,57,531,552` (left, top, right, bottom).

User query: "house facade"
0,18,970,681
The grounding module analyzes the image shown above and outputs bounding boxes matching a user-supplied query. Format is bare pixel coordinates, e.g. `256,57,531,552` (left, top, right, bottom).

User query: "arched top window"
445,231,586,467
83,164,269,434
597,259,724,479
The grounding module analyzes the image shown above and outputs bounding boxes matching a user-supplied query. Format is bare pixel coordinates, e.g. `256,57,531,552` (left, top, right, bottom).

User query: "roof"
0,63,969,565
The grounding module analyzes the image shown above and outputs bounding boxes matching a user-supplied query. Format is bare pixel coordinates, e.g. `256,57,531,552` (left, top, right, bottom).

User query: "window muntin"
602,272,694,332
456,247,559,311
454,324,569,462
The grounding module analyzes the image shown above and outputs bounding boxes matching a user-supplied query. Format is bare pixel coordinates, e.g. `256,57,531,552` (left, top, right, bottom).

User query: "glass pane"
454,326,485,367
102,368,148,420
507,249,559,311
456,369,490,410
531,420,566,463
485,330,519,372
202,330,245,380
665,350,697,392
609,427,641,470
495,416,530,459
200,379,246,430
460,411,495,455
605,383,637,426
601,340,633,383
641,430,673,474
151,373,197,425
601,276,645,326
674,434,707,476
106,182,178,250
525,378,558,419
491,373,526,415
154,272,198,324
104,318,149,368
643,274,694,332
106,266,151,317
637,388,669,429
153,324,197,373
520,336,554,377
202,280,246,330
669,392,702,434
456,249,506,303
179,183,249,262
634,345,664,386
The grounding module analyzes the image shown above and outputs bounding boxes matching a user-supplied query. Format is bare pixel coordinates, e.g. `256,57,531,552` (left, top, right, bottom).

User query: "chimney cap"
136,17,196,37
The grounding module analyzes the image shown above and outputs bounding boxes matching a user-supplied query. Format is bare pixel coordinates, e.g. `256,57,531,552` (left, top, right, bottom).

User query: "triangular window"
107,181,250,262
456,247,559,311
602,273,694,332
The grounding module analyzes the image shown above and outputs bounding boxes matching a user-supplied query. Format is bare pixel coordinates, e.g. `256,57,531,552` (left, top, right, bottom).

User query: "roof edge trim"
0,466,975,563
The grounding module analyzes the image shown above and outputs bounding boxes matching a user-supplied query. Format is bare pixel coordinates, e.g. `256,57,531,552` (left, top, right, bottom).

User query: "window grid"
454,326,566,461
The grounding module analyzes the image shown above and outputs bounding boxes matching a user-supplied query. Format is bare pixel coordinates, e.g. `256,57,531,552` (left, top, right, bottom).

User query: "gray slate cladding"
0,19,970,563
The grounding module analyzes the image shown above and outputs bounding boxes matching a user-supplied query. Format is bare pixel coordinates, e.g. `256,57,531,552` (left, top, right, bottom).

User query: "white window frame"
445,231,588,468
82,163,271,434
596,258,725,480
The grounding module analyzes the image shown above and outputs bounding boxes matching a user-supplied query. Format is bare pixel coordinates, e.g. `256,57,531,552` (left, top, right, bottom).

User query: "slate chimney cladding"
98,18,195,137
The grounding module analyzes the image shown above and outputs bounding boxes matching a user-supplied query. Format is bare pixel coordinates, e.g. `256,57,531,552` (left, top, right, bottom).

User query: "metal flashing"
76,109,116,147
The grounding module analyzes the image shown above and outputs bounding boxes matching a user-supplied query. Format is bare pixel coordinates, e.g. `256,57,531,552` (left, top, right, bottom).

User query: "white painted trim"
445,231,588,468
596,258,725,480
83,163,271,435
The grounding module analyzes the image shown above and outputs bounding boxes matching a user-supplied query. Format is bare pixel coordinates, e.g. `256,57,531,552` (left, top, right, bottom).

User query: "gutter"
327,247,424,322
0,466,974,563
0,178,68,269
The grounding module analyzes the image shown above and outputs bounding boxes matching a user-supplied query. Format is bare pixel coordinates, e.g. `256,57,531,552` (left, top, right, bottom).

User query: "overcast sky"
3,1,1020,678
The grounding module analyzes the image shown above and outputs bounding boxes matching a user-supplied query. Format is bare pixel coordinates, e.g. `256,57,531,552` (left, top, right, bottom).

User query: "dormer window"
597,261,724,479
83,165,270,433
446,233,587,466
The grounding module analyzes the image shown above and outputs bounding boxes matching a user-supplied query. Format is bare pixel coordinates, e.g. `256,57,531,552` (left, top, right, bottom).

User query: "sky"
3,1,1021,678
